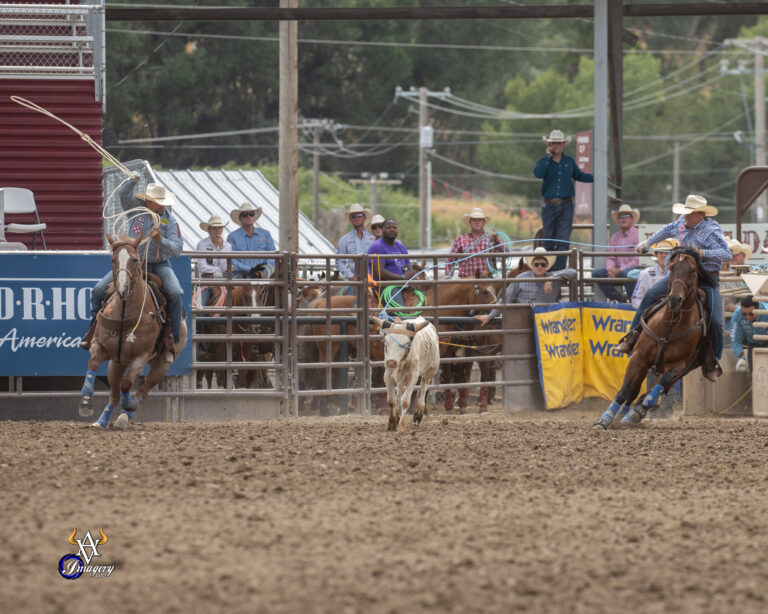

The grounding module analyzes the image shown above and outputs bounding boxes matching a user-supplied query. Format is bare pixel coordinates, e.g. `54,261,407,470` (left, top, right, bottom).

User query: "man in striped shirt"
445,207,508,278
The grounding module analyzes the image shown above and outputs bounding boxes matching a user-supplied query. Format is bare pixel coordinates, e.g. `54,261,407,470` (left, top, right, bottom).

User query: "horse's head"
666,247,700,312
107,233,143,298
472,270,500,305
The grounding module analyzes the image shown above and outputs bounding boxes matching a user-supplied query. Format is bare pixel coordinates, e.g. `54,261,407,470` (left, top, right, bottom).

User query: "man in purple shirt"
368,218,413,308
592,203,640,302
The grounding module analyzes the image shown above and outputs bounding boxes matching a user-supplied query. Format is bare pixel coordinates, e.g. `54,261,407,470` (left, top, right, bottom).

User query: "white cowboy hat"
542,129,571,144
368,214,385,227
611,203,640,224
672,194,718,217
725,236,753,260
230,202,263,225
524,246,556,270
135,183,175,207
650,238,680,253
199,215,228,232
346,203,372,219
462,207,490,225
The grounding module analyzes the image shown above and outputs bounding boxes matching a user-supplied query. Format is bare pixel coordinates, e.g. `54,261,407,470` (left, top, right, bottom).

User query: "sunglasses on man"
744,310,757,318
532,262,548,268
370,224,383,230
239,211,256,218
617,213,633,219
350,213,365,219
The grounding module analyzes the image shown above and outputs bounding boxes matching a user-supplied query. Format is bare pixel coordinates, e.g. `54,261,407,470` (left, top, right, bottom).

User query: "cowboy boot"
478,387,489,413
458,388,469,413
616,326,641,355
702,338,723,382
78,318,97,351
444,389,454,413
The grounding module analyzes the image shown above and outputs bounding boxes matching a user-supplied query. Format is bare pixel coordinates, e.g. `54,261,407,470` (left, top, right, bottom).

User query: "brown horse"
195,282,227,389
594,247,713,428
78,234,187,429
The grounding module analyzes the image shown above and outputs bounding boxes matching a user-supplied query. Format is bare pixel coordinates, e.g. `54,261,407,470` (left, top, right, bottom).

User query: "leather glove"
735,357,748,372
213,271,224,279
635,240,650,254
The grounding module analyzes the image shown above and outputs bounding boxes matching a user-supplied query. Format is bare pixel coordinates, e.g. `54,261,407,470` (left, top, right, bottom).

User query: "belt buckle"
549,198,563,206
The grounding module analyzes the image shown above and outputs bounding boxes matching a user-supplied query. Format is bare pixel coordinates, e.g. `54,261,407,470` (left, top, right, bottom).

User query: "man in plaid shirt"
445,207,508,277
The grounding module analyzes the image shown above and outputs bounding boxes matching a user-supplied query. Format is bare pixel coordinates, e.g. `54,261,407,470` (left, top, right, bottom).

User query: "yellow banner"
581,303,642,401
533,303,583,409
533,302,644,409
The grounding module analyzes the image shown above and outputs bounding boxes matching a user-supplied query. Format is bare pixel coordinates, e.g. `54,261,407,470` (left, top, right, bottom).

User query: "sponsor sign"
0,253,192,376
533,302,645,409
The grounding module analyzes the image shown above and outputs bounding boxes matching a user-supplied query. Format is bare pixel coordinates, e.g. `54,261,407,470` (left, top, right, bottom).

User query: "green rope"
380,285,427,317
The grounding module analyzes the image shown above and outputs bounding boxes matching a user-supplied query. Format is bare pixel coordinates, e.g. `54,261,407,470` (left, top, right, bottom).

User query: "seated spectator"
474,247,576,325
368,218,414,308
336,203,374,288
592,203,640,302
630,238,680,309
731,295,768,371
722,237,753,312
196,215,232,308
369,214,385,240
227,202,275,279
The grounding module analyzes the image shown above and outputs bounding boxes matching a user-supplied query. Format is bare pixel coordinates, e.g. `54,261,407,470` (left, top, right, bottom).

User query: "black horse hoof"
592,420,608,430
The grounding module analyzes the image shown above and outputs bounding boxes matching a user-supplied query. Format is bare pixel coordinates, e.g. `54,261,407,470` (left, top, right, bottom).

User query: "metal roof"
103,162,334,255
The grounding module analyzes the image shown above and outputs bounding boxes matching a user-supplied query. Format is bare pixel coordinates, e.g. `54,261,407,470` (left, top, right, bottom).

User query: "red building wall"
0,78,103,250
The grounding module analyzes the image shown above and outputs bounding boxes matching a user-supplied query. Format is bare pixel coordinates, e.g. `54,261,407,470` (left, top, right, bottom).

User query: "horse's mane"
668,246,717,289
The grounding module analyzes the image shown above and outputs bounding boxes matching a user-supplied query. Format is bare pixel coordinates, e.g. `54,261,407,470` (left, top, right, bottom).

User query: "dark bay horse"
79,234,187,429
594,247,713,428
195,281,227,389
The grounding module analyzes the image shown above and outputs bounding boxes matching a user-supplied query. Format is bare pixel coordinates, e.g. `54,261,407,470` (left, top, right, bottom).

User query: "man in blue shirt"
227,202,276,278
533,129,594,271
336,203,374,292
617,194,731,380
730,295,768,371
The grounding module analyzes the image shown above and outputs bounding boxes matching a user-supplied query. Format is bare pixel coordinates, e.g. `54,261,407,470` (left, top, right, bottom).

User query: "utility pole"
418,87,428,249
278,0,298,252
313,125,320,225
593,0,609,254
724,37,768,222
349,173,402,214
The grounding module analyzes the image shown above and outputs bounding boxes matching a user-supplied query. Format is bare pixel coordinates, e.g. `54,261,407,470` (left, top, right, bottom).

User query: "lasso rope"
380,284,427,318
11,96,163,341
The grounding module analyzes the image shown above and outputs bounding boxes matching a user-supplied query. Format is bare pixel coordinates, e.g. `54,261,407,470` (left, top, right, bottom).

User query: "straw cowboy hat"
542,129,571,144
524,246,556,270
230,202,263,225
725,236,753,260
199,215,228,232
346,203,371,219
462,207,490,225
611,203,640,224
368,213,385,227
650,238,680,253
135,183,175,207
672,194,718,217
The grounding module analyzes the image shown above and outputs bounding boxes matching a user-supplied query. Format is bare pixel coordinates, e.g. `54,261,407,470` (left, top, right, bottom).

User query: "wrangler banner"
532,302,583,409
533,302,642,409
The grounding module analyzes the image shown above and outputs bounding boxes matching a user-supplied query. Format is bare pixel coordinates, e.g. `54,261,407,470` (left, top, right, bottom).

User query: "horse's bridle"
667,254,696,301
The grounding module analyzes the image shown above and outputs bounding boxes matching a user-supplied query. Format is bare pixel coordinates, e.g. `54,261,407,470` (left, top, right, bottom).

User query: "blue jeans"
541,198,574,271
631,277,722,359
592,267,637,302
91,261,184,342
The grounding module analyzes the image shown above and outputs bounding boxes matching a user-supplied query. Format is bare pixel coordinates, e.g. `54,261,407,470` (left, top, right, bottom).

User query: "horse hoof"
114,413,130,430
90,421,106,429
627,410,644,424
79,397,93,417
593,420,608,430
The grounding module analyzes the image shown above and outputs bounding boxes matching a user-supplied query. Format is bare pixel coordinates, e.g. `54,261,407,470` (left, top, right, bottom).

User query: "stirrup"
616,328,639,354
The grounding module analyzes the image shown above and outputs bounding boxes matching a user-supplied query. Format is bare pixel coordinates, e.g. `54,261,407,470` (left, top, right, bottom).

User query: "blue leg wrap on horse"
96,405,114,428
120,391,133,410
81,369,97,396
598,401,621,424
615,404,631,420
642,384,664,409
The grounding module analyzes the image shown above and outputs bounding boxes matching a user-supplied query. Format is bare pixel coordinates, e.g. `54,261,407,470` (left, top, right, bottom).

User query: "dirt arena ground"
2,401,768,614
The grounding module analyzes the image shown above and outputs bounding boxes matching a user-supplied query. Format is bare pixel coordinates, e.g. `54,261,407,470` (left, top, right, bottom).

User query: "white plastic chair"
1,187,46,249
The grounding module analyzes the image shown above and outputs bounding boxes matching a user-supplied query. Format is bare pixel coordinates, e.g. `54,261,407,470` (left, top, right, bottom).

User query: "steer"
371,316,440,432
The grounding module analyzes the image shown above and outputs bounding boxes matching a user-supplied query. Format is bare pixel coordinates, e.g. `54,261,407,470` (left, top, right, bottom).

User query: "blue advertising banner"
0,253,192,376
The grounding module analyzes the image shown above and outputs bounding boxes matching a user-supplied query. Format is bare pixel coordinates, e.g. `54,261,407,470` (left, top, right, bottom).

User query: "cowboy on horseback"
616,194,731,380
79,175,184,355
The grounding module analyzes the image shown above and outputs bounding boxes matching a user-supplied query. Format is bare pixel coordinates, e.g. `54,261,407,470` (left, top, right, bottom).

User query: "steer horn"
370,316,391,329
412,319,430,332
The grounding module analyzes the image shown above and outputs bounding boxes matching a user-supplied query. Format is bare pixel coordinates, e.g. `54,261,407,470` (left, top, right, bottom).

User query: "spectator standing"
592,203,640,302
445,207,508,278
227,202,276,279
369,214,385,240
368,218,413,307
336,203,374,288
474,247,576,326
533,129,594,270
